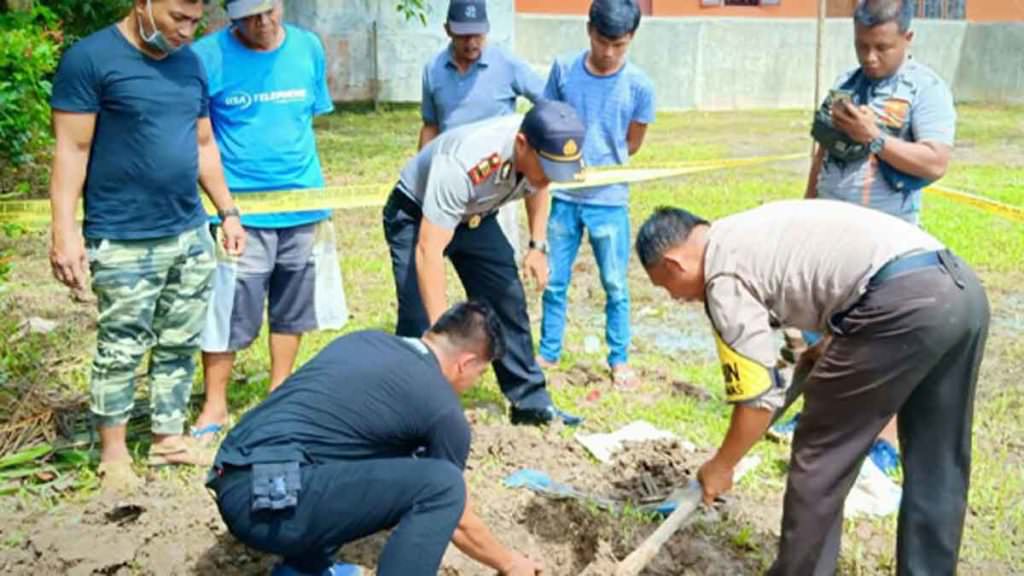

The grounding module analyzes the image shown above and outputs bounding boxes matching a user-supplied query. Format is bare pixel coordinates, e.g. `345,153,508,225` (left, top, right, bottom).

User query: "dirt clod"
609,440,701,504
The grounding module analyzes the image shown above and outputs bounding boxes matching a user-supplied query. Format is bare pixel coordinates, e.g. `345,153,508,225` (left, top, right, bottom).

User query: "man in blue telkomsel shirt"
419,0,545,258
192,0,348,443
538,0,655,389
47,0,246,495
787,0,958,474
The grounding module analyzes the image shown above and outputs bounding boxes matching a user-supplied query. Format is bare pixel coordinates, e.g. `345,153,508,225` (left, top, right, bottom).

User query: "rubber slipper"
189,422,225,445
612,365,640,390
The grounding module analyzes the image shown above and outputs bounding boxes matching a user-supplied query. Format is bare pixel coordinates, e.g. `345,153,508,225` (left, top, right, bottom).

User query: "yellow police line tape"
0,154,803,227
926,185,1024,224
2,153,1020,226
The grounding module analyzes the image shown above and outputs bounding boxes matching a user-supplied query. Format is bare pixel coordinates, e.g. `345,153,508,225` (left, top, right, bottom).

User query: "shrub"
0,7,61,168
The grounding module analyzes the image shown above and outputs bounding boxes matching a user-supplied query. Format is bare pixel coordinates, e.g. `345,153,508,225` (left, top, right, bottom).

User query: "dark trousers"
213,458,466,576
382,191,551,410
769,254,989,576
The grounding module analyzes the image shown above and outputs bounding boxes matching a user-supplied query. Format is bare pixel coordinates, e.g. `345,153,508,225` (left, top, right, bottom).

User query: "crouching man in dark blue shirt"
208,301,543,576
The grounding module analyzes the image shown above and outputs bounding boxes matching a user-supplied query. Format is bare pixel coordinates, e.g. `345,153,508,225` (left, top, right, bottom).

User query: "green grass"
943,164,1024,207
953,105,1024,152
315,103,421,187
941,104,1024,210
921,192,1024,273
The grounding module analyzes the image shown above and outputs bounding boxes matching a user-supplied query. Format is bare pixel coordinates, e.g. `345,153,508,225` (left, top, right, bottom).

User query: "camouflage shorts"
87,225,215,434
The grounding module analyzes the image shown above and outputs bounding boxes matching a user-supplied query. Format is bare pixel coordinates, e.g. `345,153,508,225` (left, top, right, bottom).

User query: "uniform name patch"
713,331,774,403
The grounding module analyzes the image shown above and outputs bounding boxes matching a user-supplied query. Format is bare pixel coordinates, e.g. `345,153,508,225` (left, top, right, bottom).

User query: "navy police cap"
520,101,586,184
447,0,489,36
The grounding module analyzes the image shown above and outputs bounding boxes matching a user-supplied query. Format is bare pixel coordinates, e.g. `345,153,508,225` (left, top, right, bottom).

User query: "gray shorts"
200,220,347,352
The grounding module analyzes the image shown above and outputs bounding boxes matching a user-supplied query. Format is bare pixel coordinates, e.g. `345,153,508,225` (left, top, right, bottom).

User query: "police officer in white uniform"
636,201,989,576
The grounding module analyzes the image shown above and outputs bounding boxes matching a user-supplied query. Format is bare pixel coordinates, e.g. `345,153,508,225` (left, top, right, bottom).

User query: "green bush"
0,7,60,167
39,0,130,46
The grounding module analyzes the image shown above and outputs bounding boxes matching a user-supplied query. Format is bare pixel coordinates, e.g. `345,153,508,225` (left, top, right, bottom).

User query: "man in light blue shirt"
419,0,544,146
419,0,545,256
191,0,348,445
538,0,655,388
807,0,956,225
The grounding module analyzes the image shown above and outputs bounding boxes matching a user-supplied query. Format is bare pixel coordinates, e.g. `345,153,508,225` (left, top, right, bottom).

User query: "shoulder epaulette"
468,153,502,185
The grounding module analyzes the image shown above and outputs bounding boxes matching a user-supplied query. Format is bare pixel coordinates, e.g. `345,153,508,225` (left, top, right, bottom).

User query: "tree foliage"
395,0,428,25
0,0,427,194
39,0,132,46
0,6,60,167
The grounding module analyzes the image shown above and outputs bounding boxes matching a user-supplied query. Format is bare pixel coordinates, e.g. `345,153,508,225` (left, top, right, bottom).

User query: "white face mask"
137,0,181,54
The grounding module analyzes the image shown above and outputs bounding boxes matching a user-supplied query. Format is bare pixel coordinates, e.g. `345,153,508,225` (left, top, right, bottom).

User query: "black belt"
830,250,952,335
869,250,945,287
386,187,496,228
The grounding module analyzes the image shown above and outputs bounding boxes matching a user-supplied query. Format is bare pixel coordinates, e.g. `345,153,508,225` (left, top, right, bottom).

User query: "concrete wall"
282,0,515,102
516,15,970,110
260,2,1021,107
954,23,1024,104
516,0,821,18
517,0,1024,21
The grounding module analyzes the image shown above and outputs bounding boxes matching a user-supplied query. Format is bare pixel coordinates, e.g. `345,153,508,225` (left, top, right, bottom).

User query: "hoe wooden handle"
613,457,760,576
614,481,702,576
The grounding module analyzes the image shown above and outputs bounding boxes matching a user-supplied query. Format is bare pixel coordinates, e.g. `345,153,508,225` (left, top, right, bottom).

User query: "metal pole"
813,0,827,157
372,19,381,112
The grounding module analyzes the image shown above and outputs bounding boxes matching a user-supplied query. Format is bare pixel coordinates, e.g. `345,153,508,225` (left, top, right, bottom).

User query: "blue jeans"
540,198,631,367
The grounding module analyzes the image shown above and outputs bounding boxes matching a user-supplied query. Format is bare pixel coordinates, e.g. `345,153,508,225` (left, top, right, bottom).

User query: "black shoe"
509,405,583,427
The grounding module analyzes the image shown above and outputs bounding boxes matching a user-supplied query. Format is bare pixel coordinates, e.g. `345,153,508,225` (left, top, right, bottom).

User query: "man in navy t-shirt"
209,302,544,576
47,0,246,494
191,0,348,446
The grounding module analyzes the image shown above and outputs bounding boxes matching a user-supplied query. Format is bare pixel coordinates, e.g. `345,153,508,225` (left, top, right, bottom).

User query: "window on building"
827,0,967,19
701,0,782,6
917,0,966,20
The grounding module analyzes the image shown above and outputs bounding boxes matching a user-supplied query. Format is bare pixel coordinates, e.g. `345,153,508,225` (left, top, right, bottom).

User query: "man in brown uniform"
636,200,988,575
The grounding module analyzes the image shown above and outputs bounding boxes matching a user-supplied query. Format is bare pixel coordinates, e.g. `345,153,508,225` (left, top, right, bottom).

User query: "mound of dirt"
608,439,705,505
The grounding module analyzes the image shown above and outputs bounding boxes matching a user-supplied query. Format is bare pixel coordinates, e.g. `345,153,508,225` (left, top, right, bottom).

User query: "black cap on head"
589,0,642,39
447,0,489,36
520,100,586,184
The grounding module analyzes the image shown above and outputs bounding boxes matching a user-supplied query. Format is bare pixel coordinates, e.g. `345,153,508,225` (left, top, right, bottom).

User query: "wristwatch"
869,134,887,155
218,206,241,221
528,240,549,254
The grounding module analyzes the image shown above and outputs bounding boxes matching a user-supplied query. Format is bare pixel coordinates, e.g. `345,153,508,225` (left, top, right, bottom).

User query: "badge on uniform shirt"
468,153,502,185
881,98,911,129
468,214,482,229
